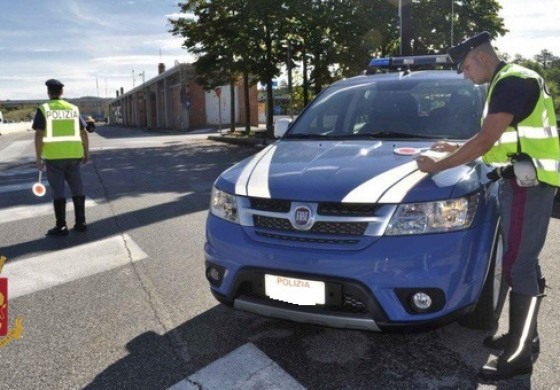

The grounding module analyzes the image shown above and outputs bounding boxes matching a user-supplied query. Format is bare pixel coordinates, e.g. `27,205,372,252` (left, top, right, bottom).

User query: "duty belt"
487,165,515,182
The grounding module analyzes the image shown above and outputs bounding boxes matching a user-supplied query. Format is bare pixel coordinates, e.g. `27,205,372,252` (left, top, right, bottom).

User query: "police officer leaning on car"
416,32,560,382
33,79,90,236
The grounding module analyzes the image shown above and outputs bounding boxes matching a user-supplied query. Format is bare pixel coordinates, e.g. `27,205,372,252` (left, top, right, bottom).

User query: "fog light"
208,267,220,280
205,264,225,287
411,292,432,312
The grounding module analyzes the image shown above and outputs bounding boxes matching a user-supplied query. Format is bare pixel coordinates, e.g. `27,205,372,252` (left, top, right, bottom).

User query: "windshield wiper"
284,133,330,139
357,131,435,139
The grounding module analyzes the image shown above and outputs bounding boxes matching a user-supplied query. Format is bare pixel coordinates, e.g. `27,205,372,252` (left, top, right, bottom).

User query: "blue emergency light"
368,54,453,70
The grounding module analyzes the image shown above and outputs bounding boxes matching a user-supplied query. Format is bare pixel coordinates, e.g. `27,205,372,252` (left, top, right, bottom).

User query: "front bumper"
204,213,496,331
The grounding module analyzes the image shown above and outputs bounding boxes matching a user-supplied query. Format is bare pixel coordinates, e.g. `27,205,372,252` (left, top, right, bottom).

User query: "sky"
1,0,559,101
0,0,193,101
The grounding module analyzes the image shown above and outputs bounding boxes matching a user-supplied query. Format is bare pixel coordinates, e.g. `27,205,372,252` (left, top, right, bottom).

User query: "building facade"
109,63,259,131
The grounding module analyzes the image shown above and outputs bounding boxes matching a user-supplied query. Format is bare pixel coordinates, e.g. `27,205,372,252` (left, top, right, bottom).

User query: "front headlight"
385,194,479,236
210,187,239,223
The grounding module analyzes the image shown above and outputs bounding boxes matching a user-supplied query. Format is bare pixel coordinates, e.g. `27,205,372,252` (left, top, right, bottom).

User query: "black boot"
72,195,87,232
47,198,68,236
478,292,542,382
483,278,545,359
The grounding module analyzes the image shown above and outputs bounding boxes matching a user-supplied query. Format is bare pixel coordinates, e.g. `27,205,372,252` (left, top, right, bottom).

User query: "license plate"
264,274,325,306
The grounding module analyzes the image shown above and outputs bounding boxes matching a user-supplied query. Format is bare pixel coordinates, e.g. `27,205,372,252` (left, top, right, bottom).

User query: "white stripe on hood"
235,144,276,196
342,161,420,203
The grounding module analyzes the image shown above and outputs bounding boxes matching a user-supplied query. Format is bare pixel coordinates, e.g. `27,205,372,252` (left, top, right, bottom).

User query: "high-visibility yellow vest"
39,99,84,160
482,64,560,186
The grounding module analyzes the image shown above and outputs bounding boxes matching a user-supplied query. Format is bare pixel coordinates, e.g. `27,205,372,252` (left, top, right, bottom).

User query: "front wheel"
459,227,508,330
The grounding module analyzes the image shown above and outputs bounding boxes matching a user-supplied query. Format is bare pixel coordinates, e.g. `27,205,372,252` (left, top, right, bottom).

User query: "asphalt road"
0,125,559,390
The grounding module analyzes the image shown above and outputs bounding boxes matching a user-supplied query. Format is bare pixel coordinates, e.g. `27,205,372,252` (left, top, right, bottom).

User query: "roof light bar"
368,54,453,70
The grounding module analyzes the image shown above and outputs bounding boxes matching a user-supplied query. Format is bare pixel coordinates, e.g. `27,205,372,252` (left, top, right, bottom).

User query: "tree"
170,0,243,132
534,49,558,70
171,0,293,136
411,0,507,54
170,0,509,136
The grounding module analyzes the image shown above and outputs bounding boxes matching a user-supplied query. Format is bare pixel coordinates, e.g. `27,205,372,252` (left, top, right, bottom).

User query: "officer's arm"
80,128,89,164
34,130,44,170
417,112,513,172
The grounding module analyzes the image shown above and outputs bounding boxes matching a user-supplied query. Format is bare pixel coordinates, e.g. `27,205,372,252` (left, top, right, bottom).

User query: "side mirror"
274,118,292,138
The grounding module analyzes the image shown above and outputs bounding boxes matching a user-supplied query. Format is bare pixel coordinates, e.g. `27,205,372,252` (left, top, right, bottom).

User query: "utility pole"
399,0,412,56
451,0,454,46
399,0,402,55
132,70,136,87
287,41,293,119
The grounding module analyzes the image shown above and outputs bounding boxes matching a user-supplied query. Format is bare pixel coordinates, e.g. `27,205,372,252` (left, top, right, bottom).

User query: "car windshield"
285,76,485,140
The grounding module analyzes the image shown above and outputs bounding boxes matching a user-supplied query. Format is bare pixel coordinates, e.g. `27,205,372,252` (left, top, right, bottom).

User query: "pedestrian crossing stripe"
2,234,148,299
0,141,32,164
0,198,96,225
167,343,305,390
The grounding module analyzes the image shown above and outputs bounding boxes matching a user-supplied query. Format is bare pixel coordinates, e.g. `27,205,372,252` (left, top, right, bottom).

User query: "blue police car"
204,55,507,331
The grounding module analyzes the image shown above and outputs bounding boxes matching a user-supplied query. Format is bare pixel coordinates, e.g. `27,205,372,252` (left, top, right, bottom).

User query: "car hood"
216,140,484,203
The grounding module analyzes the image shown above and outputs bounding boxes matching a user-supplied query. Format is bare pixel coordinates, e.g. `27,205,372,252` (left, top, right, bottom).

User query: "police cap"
45,79,64,88
448,31,491,73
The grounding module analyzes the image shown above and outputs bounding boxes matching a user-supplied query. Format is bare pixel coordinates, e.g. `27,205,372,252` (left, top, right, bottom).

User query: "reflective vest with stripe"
482,64,560,186
39,99,84,160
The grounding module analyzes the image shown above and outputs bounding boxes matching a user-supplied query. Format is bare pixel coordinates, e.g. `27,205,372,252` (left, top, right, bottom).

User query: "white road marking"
3,234,148,299
0,140,32,163
168,343,305,390
0,167,38,177
0,180,48,195
0,198,96,224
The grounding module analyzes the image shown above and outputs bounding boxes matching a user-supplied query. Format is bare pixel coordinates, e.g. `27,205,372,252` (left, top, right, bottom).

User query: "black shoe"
478,293,541,382
483,278,545,357
73,222,88,232
478,356,532,382
72,196,87,232
483,333,540,359
47,225,69,236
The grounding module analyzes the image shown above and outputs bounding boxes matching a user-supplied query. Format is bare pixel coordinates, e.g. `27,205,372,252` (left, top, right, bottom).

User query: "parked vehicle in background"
204,55,507,332
81,115,96,133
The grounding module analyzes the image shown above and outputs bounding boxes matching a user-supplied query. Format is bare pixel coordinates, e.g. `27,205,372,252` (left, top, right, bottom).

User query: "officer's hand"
431,141,459,153
415,155,438,173
36,160,45,171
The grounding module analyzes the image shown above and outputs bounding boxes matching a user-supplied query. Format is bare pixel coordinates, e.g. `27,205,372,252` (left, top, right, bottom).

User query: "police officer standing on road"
33,79,90,236
416,32,559,381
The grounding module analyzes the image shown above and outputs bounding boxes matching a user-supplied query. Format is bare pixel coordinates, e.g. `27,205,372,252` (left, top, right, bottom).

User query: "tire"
459,226,508,330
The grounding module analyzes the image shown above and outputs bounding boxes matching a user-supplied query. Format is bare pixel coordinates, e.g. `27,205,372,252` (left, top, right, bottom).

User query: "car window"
286,77,485,140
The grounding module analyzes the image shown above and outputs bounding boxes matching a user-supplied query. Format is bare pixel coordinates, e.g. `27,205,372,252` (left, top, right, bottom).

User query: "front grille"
254,215,292,231
244,197,392,245
254,215,367,236
318,202,378,216
255,231,359,245
242,289,367,314
250,198,291,213
341,294,368,313
248,197,379,217
313,221,367,236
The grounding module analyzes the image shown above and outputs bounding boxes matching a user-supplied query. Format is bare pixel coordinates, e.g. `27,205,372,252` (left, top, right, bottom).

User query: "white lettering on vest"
45,110,79,119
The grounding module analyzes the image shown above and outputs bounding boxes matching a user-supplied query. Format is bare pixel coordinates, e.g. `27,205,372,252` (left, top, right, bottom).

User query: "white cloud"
494,0,560,58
